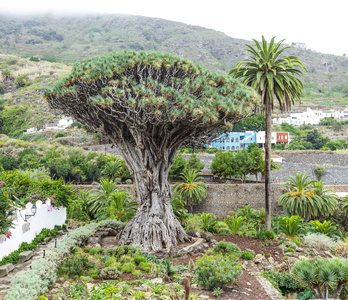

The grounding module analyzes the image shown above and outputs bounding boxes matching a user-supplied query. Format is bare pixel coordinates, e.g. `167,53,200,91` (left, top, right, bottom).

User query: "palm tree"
278,174,337,220
88,179,119,218
229,36,306,229
173,169,207,213
97,190,138,222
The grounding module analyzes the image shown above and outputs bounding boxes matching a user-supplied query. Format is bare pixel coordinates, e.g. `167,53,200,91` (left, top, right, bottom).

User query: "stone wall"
73,183,287,219
193,183,286,218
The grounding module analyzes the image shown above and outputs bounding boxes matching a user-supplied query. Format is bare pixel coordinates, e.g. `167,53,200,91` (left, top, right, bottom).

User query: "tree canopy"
45,50,260,251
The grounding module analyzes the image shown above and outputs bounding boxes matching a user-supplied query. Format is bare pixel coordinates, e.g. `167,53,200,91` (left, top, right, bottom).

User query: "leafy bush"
200,212,217,233
4,220,124,299
255,229,276,241
59,255,93,277
54,131,66,138
195,254,242,290
139,261,152,272
104,257,121,269
314,165,326,181
134,255,147,265
284,247,295,253
100,267,120,279
121,262,135,273
308,220,342,240
105,245,141,259
261,271,305,296
119,255,134,264
241,251,254,260
335,243,348,257
213,240,242,257
277,216,305,239
89,247,103,255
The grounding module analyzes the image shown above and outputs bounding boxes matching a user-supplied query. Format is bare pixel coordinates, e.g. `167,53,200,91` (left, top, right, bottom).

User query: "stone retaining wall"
73,183,287,219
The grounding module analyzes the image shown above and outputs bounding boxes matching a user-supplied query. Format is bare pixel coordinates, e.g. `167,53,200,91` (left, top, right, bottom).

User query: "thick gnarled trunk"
118,141,189,252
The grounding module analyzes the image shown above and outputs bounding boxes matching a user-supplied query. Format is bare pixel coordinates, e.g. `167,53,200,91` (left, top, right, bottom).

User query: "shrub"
100,267,120,279
104,258,121,269
255,229,276,241
303,233,337,251
121,263,135,273
105,245,141,258
261,271,305,296
195,254,242,290
59,255,93,277
139,261,152,272
314,165,326,181
213,240,242,257
185,214,203,233
89,247,103,255
88,269,99,279
132,270,142,277
284,247,295,253
55,131,66,138
119,255,134,264
335,243,348,258
241,251,254,260
134,256,147,265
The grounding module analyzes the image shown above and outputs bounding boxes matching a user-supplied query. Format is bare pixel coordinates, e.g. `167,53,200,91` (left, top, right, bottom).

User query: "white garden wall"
0,199,66,260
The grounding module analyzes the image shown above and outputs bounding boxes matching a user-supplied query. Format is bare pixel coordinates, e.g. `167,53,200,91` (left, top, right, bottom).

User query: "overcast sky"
2,0,347,56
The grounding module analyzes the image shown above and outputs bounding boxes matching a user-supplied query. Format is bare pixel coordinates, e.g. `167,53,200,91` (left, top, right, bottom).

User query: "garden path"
0,232,67,299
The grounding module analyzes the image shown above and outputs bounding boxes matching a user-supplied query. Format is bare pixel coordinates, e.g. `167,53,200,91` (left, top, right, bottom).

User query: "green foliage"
173,169,207,212
314,165,326,181
278,216,305,239
0,104,28,136
186,153,204,173
224,215,256,236
308,220,342,239
169,153,187,179
292,258,348,299
241,251,254,260
89,247,103,255
280,123,299,136
170,194,188,224
195,254,242,290
278,173,337,219
232,114,266,131
254,229,276,241
100,267,120,279
133,255,147,265
59,255,93,277
121,262,135,273
200,212,218,233
213,240,242,257
284,247,295,253
105,245,141,259
54,131,66,138
261,271,305,296
138,261,152,272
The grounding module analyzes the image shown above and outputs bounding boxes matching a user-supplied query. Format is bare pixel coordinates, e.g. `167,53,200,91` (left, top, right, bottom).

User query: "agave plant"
278,215,305,239
100,156,123,181
278,173,337,220
173,169,207,213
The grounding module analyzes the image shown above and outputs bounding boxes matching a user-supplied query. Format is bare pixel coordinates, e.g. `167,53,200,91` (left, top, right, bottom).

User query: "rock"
312,249,319,255
286,257,299,268
44,237,51,242
0,263,14,277
187,231,200,238
209,239,218,246
150,278,163,284
198,295,210,299
299,255,307,260
87,236,101,247
86,283,95,292
276,262,288,272
295,247,304,252
152,249,169,259
268,256,275,266
58,230,65,235
201,232,213,242
324,251,335,258
18,251,34,263
253,254,267,264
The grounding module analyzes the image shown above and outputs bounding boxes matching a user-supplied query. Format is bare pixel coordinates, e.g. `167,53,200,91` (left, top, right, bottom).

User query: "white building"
58,117,75,129
273,108,325,125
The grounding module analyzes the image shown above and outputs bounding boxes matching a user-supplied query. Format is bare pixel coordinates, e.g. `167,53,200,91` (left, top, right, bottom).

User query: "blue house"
210,131,257,151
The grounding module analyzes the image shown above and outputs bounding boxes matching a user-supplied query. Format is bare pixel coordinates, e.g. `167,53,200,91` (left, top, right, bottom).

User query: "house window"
251,138,252,141
236,146,239,150
223,146,225,150
226,146,230,150
232,146,235,150
278,135,280,139
236,138,239,142
226,138,230,143
231,138,234,142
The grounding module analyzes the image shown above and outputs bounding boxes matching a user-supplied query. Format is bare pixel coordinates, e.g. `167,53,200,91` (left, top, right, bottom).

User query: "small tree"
169,153,187,180
210,150,236,182
186,153,204,173
174,169,207,213
313,165,325,181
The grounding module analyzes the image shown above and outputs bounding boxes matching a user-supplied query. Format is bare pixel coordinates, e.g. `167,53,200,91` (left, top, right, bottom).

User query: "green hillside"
1,13,348,135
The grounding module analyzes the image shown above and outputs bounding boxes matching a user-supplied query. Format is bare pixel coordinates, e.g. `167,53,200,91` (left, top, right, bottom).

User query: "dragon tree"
45,50,260,251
